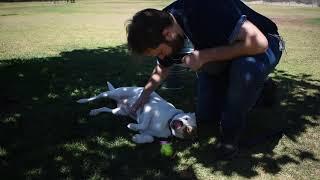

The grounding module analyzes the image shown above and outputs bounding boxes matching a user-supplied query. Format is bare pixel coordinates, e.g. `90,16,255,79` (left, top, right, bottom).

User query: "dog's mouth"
171,120,183,130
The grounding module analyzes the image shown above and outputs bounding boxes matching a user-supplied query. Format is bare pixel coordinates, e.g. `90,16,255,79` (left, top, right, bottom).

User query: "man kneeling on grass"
125,0,284,159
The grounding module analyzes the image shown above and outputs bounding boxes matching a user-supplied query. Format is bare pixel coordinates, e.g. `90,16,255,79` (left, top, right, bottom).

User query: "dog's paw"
132,134,141,143
89,110,100,116
77,99,89,103
127,123,138,131
132,134,154,143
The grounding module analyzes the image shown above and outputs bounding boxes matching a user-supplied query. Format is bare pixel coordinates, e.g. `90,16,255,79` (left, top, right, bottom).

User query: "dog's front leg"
127,111,152,131
132,134,154,143
77,92,109,103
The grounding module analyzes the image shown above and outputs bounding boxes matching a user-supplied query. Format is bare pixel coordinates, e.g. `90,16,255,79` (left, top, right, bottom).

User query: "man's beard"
165,34,184,57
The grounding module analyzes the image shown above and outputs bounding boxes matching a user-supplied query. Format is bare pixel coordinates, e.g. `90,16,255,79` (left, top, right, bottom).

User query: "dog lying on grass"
77,82,197,143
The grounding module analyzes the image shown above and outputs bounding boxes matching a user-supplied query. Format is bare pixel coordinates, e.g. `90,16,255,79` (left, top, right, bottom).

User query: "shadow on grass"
0,45,319,179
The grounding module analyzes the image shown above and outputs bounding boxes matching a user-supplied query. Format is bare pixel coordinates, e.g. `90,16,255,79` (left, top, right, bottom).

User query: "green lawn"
0,1,319,179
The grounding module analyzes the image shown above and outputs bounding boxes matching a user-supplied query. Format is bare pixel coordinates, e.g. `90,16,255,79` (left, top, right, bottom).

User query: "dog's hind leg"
77,92,109,103
89,107,126,116
107,81,115,91
132,134,154,143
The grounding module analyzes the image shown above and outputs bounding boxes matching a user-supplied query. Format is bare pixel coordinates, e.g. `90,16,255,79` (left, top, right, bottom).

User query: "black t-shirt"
159,0,278,74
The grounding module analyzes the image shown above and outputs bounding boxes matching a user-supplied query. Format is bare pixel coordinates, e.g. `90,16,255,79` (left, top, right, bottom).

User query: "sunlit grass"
306,17,320,25
0,147,7,157
0,0,171,60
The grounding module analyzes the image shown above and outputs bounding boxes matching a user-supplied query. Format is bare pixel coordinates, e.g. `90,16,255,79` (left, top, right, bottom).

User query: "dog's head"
170,112,197,139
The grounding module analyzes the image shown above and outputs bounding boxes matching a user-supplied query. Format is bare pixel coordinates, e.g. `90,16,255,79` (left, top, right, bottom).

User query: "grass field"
0,0,319,179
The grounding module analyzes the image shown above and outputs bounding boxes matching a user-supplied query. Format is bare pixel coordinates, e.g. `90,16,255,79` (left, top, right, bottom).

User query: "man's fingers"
181,55,190,66
181,56,186,64
129,105,136,113
129,103,139,114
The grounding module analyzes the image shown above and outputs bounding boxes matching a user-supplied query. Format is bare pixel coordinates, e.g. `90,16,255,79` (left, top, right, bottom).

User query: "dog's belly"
115,87,178,138
116,88,174,119
114,88,143,117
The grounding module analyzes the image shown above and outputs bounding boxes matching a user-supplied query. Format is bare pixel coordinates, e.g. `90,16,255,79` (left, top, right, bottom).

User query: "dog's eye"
184,117,188,120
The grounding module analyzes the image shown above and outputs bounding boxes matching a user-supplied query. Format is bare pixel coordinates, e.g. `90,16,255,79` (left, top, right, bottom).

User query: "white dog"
77,82,197,143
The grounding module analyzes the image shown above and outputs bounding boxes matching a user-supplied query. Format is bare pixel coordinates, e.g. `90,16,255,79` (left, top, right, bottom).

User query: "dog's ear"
189,113,196,118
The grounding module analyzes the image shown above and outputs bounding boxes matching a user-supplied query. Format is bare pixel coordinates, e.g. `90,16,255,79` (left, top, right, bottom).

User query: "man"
126,0,284,159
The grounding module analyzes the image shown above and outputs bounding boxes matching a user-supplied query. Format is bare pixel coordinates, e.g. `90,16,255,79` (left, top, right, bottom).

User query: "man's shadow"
0,45,199,179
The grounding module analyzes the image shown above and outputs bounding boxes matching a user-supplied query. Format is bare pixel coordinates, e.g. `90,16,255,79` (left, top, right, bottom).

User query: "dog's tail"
107,81,115,91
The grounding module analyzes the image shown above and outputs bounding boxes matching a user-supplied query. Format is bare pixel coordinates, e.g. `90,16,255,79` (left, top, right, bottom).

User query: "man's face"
144,33,184,60
165,33,185,57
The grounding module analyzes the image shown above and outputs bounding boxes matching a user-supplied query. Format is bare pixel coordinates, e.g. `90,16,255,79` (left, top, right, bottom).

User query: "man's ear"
162,27,172,41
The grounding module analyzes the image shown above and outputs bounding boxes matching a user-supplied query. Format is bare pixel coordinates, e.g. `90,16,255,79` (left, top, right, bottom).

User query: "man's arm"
183,20,269,70
130,64,169,112
143,64,169,95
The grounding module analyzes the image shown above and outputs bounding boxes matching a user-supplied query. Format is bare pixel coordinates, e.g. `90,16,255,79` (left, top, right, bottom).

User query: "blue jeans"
196,34,283,144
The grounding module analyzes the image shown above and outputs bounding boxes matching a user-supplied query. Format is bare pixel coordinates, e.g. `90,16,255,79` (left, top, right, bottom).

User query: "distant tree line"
0,0,318,6
245,0,319,6
0,0,75,2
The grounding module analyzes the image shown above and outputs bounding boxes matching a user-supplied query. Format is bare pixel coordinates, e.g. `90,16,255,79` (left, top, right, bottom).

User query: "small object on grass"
160,141,174,157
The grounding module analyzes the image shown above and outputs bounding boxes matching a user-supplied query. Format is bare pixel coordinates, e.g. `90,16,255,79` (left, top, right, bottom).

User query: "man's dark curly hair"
126,8,174,54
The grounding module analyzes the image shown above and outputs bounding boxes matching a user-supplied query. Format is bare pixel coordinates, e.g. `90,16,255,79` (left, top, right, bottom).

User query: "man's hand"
128,64,168,115
182,50,203,71
129,94,148,115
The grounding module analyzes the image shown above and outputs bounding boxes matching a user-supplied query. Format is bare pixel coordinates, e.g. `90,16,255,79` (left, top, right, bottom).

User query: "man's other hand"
182,50,203,71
